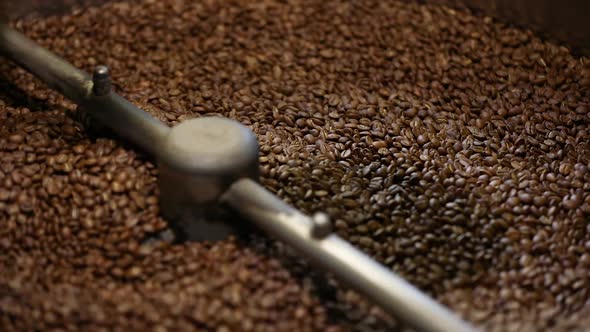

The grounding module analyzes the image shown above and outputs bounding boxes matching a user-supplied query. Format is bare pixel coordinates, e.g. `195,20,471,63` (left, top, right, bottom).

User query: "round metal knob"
92,65,112,96
159,116,259,181
157,116,259,241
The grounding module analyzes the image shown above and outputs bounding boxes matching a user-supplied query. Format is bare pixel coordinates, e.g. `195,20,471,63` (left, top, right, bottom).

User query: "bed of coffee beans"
1,0,589,331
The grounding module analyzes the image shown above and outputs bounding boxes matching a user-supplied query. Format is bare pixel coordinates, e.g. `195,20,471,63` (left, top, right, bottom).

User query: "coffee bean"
517,192,533,204
8,134,24,143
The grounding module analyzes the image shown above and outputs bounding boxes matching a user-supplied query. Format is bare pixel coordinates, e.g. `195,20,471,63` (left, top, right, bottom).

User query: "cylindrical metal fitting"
92,65,112,96
157,116,260,241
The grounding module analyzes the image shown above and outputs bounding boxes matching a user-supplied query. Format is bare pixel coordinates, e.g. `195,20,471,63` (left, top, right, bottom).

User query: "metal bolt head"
92,65,112,96
311,212,332,239
94,65,109,77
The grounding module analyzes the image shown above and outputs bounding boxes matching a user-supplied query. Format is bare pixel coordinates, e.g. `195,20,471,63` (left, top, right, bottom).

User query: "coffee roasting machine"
0,1,587,331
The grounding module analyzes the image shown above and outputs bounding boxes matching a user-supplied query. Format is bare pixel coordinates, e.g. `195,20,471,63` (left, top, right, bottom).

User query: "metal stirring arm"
0,22,170,155
221,179,476,332
0,24,477,332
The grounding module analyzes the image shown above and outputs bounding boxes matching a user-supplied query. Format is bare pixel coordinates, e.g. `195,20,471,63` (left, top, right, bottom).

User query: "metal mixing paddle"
0,20,477,332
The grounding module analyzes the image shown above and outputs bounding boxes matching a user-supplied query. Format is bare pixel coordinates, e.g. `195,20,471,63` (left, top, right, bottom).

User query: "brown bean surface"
1,1,590,331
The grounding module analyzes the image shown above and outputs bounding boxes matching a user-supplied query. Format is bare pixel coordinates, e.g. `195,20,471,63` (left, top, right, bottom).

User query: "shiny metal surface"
79,93,170,155
0,22,92,101
222,178,478,332
158,117,259,176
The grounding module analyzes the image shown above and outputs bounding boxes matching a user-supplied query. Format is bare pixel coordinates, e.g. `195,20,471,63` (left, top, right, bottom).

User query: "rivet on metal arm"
311,212,332,239
92,65,112,96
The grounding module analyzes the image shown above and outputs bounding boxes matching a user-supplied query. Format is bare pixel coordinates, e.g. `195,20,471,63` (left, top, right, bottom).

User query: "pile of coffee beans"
1,0,589,331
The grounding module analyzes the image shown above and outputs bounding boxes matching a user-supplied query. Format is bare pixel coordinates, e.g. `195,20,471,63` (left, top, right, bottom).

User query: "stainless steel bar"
0,23,170,156
0,22,92,102
79,94,170,155
221,178,478,332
